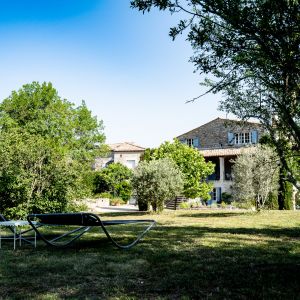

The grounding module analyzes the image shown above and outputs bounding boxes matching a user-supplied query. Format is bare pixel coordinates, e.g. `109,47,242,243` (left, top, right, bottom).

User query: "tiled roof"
177,117,261,138
200,146,256,157
109,142,145,152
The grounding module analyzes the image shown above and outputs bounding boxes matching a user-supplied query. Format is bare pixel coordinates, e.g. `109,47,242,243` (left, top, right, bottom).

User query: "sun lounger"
27,212,156,249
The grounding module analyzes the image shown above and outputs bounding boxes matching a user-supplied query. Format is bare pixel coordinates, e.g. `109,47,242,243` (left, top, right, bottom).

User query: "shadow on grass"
0,223,299,299
99,211,151,218
178,211,254,218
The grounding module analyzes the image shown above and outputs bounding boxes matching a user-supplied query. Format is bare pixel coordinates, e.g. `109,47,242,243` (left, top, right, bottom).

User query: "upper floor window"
228,130,258,145
186,138,194,147
234,132,250,144
180,137,200,148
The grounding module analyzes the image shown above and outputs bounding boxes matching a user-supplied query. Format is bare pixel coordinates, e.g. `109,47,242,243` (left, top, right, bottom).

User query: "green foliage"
109,198,126,206
282,180,293,210
131,0,300,191
179,202,190,209
93,192,113,199
144,139,214,199
221,192,232,204
0,82,106,218
93,163,133,201
115,181,132,201
232,145,279,210
132,158,184,212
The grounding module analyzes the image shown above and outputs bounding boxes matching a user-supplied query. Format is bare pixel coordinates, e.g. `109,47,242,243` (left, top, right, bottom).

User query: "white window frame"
126,160,136,169
234,132,251,145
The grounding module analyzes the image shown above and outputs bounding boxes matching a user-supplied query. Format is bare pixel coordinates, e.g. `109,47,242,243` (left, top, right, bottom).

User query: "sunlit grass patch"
0,209,299,299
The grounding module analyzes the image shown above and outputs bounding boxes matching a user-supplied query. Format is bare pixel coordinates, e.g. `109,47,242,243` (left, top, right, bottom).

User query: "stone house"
94,142,145,170
177,118,265,203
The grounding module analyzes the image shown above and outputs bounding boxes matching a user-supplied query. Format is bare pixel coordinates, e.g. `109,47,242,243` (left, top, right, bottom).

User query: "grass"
0,209,299,299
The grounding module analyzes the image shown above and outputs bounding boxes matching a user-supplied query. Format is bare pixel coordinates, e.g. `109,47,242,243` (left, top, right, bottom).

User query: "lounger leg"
13,227,16,250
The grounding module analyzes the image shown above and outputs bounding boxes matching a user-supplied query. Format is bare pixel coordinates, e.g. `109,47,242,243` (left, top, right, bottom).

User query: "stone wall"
177,118,265,149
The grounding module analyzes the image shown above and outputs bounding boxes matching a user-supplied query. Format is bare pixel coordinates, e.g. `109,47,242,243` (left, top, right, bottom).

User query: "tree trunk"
151,201,157,212
278,165,285,210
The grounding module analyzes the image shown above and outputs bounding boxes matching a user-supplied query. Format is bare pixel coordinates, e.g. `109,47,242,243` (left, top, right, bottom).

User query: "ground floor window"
126,160,136,169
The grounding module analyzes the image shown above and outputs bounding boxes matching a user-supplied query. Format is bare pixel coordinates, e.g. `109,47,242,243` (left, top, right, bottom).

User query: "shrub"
93,163,133,200
109,198,125,206
115,181,132,201
93,192,113,199
179,202,190,209
221,192,232,204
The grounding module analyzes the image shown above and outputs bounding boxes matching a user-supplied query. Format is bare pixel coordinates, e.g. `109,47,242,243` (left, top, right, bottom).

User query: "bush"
231,200,255,209
92,163,133,200
93,192,113,199
221,192,232,204
179,202,190,209
115,181,132,201
109,198,125,206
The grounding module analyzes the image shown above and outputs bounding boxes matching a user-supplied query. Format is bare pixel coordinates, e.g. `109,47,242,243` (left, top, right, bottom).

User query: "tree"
131,0,300,191
132,158,183,212
232,145,279,209
93,163,133,201
143,139,214,199
0,82,106,218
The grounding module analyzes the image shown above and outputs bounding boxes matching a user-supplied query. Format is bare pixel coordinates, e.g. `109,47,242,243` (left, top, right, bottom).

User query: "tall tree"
0,82,106,218
232,145,279,210
131,0,300,191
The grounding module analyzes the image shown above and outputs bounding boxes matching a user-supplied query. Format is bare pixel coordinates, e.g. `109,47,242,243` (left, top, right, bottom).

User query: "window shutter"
193,137,200,148
227,132,234,145
251,130,258,143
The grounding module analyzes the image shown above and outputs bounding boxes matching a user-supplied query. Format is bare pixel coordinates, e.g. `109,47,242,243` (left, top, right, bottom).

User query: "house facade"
94,142,145,170
177,118,265,202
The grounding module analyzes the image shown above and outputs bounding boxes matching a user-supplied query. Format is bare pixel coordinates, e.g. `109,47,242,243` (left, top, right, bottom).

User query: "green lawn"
0,210,299,299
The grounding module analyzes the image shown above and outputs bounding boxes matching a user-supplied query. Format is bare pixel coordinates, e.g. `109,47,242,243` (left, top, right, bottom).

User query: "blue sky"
0,0,225,147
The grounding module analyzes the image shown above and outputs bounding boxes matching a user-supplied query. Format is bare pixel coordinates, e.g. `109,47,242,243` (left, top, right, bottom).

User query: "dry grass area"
0,209,299,299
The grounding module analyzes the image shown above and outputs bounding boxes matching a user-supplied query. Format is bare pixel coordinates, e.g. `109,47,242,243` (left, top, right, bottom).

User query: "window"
126,160,136,169
245,132,250,144
186,138,194,147
185,137,200,148
212,188,217,201
234,133,239,144
234,132,251,145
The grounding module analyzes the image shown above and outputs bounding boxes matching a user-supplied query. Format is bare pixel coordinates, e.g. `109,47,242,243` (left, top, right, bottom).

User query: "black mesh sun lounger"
27,213,156,249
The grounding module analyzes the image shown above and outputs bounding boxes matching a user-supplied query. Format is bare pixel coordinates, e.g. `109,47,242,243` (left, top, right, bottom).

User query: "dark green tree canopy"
0,82,106,218
131,0,300,189
93,162,133,201
0,81,106,162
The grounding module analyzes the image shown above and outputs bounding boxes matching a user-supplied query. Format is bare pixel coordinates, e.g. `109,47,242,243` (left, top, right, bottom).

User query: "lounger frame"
27,213,156,249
